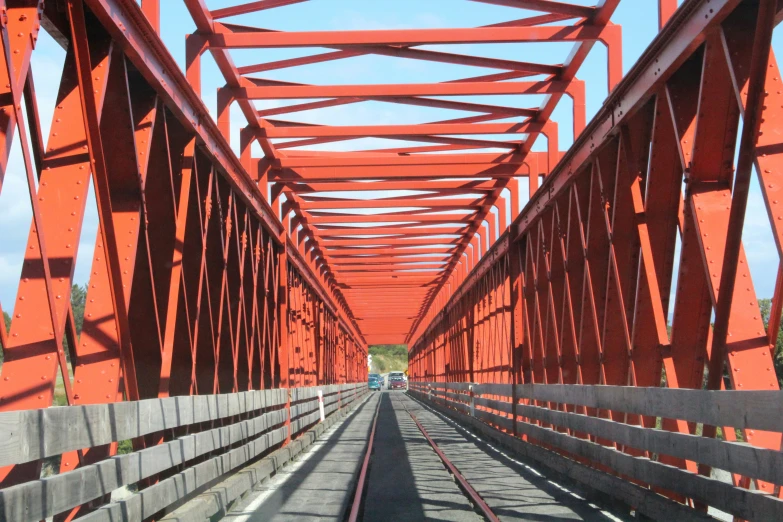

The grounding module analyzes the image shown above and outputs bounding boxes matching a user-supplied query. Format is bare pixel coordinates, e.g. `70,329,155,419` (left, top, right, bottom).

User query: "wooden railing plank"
0,408,287,522
408,389,716,522
511,416,783,520
412,382,783,521
469,394,783,486
512,384,783,432
0,383,366,522
512,402,783,486
78,425,290,522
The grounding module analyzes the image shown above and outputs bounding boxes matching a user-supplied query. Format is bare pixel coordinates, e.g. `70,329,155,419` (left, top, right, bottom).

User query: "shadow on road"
362,392,479,522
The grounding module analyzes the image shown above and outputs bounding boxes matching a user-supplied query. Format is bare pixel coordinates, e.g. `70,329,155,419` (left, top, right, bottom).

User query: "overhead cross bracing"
184,0,622,346
2,0,783,521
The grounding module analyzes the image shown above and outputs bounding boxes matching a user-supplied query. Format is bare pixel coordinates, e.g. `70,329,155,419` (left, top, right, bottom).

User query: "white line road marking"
224,393,374,522
409,393,624,522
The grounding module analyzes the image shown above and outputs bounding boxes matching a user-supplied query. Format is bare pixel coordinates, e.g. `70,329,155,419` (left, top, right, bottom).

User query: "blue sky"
0,0,780,317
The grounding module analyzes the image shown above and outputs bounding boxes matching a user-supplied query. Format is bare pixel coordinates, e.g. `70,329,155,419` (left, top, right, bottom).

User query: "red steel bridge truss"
0,0,780,519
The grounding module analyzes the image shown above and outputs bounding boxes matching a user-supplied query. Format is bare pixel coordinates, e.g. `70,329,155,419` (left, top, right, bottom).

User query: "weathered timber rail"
409,382,783,521
0,383,367,522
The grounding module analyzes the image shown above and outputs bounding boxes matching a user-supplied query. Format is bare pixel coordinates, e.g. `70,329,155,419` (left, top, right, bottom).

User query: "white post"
469,385,475,417
317,390,325,422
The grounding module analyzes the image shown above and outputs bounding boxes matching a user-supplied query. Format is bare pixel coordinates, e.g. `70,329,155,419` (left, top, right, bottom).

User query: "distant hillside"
369,344,408,374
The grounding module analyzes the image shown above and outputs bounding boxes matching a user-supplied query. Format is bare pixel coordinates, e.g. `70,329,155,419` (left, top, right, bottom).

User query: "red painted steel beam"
306,208,476,219
300,193,483,204
263,121,542,138
232,81,569,99
297,187,495,197
404,3,621,343
193,0,616,347
298,198,486,210
339,274,440,282
317,228,468,237
345,289,433,295
0,0,366,502
239,46,560,76
259,107,558,150
323,238,463,248
272,165,533,181
503,1,739,243
316,222,471,231
182,0,278,157
205,25,611,48
348,289,432,295
305,214,477,224
275,134,523,151
86,0,364,351
231,27,563,76
286,237,364,343
326,246,458,256
274,153,526,168
327,255,453,264
223,9,575,81
269,156,555,181
85,0,283,238
334,264,447,271
257,97,541,119
141,0,159,32
410,0,783,507
180,1,369,341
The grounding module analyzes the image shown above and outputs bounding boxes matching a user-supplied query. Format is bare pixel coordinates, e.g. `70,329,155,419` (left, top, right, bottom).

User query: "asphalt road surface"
225,391,631,521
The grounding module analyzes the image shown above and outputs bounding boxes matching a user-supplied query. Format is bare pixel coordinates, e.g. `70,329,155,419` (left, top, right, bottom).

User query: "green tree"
60,284,87,363
758,298,783,387
70,284,87,335
369,344,408,358
0,285,85,357
369,345,408,373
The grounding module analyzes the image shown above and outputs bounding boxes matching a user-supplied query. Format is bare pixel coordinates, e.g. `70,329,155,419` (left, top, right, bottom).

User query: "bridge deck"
225,393,380,521
226,392,628,522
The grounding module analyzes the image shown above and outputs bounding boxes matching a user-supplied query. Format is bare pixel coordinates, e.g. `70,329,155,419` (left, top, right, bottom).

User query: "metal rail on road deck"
396,394,500,522
347,395,383,522
408,0,783,518
0,1,368,511
409,382,783,521
0,0,782,520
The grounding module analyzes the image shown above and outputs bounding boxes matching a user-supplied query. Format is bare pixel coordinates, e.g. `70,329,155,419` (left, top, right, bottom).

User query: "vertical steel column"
278,235,291,442
141,0,159,33
509,239,524,437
